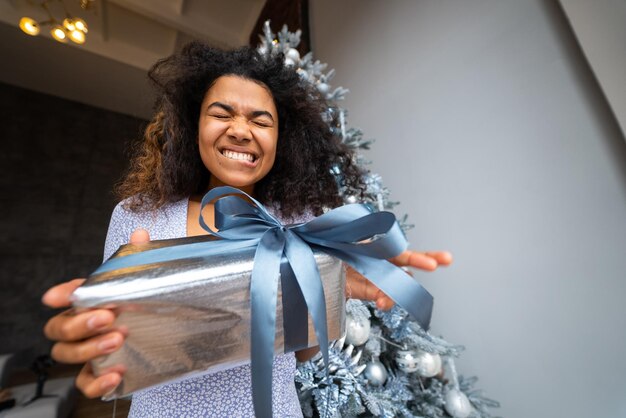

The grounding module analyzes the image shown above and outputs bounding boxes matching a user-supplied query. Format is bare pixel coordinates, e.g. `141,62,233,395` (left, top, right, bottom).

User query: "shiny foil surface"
72,236,346,399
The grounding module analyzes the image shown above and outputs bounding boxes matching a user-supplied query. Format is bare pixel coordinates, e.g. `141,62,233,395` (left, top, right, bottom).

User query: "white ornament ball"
394,349,442,376
345,314,371,346
317,82,330,95
394,349,420,373
415,350,442,377
444,388,473,418
284,57,296,67
364,360,388,386
286,47,300,62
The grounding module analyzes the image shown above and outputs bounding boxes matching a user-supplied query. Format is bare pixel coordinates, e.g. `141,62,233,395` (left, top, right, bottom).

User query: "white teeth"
223,150,255,162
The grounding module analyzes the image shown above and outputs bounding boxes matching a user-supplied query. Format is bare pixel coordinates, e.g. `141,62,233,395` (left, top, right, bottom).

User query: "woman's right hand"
42,228,151,398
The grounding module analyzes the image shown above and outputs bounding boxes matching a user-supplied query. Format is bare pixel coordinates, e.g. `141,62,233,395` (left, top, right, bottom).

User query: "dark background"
0,81,146,354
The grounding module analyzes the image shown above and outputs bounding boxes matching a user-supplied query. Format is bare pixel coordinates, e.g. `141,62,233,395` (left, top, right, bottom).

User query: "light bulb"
63,18,75,31
51,25,68,42
69,29,85,44
19,17,40,36
74,18,88,33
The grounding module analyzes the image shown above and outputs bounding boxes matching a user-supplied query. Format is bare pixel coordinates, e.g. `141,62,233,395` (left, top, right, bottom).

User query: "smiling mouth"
221,149,258,163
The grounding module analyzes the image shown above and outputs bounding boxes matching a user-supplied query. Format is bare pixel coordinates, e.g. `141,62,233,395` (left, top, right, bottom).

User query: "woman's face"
198,75,279,194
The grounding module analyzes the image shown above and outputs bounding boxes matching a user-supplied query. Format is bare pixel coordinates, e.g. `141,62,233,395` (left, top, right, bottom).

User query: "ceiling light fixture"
18,0,92,45
73,17,88,33
50,24,68,42
19,17,40,36
62,17,75,31
68,28,85,44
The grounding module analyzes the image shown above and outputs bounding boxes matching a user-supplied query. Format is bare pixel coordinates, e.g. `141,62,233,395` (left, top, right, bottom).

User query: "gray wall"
310,1,626,417
0,82,145,354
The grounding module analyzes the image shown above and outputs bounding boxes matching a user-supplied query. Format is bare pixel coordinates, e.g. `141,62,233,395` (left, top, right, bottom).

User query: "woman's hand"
297,250,452,362
345,250,453,310
42,228,150,398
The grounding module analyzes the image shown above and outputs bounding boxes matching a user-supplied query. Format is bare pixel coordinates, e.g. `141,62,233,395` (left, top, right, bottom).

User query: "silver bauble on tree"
285,47,300,62
317,82,331,95
415,350,442,377
394,349,420,373
444,388,473,418
364,358,388,386
345,313,371,346
394,349,442,377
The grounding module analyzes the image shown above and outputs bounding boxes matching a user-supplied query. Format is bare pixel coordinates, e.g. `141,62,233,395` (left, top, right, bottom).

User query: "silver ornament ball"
394,349,442,376
345,314,371,346
444,388,473,418
415,350,442,377
394,349,419,373
286,47,300,62
364,360,387,386
317,82,330,95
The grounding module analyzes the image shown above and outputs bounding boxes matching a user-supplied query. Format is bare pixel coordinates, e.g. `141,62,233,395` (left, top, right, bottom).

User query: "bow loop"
199,186,282,239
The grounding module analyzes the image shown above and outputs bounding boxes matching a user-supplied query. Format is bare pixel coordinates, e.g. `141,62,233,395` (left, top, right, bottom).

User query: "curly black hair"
117,42,365,218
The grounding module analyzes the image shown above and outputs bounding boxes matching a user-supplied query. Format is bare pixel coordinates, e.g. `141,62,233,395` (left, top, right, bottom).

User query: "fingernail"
100,376,119,391
98,336,120,353
87,315,108,331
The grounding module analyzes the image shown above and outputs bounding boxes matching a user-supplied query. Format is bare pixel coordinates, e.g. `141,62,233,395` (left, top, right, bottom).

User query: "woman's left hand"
345,250,453,310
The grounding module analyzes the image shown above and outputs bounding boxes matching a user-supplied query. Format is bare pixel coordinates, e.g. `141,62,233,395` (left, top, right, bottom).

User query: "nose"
227,117,251,142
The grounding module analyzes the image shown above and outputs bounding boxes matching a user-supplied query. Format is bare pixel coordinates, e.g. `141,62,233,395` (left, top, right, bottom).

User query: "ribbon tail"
250,229,285,418
280,262,309,352
284,231,330,371
323,248,433,331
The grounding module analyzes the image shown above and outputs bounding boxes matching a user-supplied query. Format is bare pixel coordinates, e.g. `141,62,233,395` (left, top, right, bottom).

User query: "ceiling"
0,0,267,119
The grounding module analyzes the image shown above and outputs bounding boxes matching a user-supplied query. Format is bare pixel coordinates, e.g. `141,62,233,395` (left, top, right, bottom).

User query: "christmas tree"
257,23,500,418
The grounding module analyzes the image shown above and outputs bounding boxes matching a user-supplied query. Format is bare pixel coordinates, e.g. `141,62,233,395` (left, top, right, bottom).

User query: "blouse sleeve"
102,198,187,261
103,201,134,262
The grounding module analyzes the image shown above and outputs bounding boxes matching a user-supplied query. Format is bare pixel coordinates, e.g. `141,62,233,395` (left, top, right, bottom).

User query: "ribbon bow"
95,186,433,418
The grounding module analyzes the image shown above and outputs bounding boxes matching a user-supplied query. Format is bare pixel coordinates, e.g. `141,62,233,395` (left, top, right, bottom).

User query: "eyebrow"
207,102,274,122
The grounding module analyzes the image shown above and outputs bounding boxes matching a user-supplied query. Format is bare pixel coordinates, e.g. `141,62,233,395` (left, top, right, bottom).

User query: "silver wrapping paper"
72,236,346,399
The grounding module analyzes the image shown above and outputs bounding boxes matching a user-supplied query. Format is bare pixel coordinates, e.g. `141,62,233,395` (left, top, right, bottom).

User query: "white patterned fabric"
103,198,304,417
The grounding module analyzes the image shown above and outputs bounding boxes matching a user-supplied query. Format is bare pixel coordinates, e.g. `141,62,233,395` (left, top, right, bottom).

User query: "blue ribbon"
94,186,433,418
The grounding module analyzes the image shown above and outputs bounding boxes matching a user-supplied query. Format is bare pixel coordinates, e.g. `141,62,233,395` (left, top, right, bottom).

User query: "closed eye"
206,102,234,118
249,110,275,127
252,119,273,127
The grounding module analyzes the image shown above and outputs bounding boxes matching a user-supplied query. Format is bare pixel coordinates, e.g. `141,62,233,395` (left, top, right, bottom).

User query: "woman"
43,43,451,416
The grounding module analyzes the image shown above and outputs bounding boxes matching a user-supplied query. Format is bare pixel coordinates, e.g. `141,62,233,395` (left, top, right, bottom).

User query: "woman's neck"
187,181,256,237
207,178,255,197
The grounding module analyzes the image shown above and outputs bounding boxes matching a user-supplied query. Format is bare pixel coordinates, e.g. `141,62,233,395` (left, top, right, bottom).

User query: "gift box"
72,235,346,399
72,186,432,417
